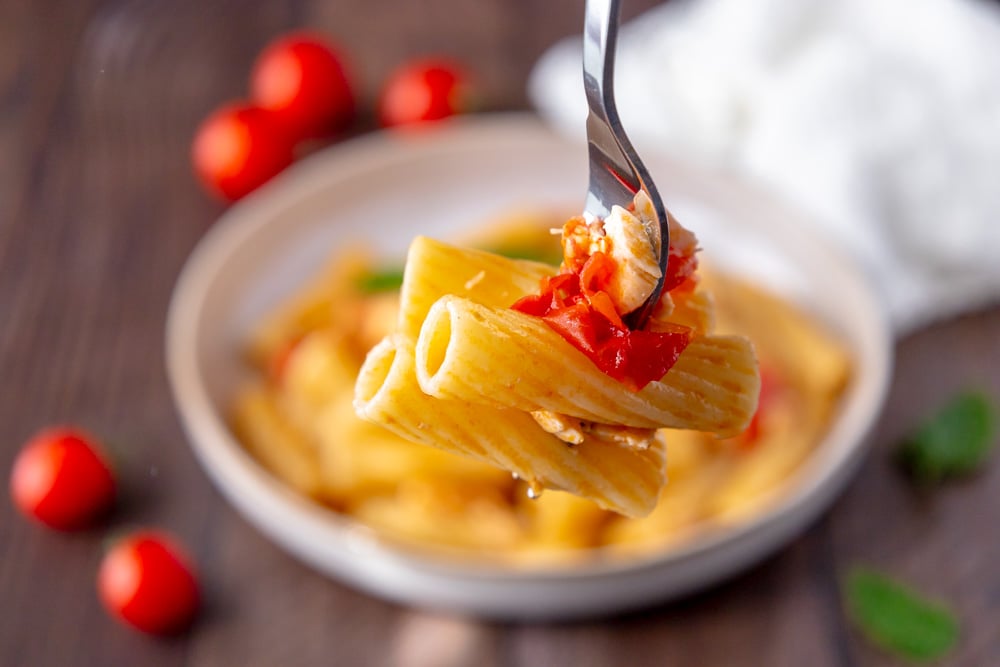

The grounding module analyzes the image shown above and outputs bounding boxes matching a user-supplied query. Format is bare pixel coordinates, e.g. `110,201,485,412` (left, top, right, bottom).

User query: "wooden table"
2,1,998,665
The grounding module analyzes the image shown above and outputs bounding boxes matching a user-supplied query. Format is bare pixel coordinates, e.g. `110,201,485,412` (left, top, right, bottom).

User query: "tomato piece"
737,365,784,448
192,103,295,201
510,292,551,317
251,32,355,141
378,58,470,127
98,531,200,635
546,306,691,390
547,273,580,308
513,263,692,389
591,328,630,378
663,253,698,293
10,427,116,530
267,335,304,385
663,230,699,293
617,327,693,390
588,290,623,329
579,252,616,296
543,302,605,357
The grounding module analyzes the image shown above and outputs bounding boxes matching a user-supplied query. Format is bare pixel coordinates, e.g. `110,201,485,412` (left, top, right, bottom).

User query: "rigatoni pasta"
355,192,759,515
230,208,848,562
413,295,758,434
397,236,553,339
355,334,669,517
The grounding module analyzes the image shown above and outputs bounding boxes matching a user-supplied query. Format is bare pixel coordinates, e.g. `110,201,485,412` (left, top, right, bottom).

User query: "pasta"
396,236,553,340
355,331,669,517
231,385,324,496
355,193,758,515
414,296,758,434
230,210,849,563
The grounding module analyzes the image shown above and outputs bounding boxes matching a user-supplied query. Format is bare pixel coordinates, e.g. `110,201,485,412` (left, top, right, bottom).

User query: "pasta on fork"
355,193,760,517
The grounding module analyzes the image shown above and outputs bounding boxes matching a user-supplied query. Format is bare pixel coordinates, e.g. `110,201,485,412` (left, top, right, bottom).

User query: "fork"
582,0,670,328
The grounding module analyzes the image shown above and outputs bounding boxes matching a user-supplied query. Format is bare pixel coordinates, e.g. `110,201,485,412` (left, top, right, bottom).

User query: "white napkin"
530,0,1000,335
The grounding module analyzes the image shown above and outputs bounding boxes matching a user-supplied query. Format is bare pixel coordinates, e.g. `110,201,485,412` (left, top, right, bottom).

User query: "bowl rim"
166,113,892,589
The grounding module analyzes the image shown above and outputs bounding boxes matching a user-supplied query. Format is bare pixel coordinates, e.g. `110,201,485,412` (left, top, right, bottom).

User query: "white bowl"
166,114,891,619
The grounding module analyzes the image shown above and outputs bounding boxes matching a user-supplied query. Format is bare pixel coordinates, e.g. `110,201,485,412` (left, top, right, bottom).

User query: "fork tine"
582,0,670,328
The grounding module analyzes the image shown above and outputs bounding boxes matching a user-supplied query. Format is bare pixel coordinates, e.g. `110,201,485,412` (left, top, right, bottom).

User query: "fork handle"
583,0,621,123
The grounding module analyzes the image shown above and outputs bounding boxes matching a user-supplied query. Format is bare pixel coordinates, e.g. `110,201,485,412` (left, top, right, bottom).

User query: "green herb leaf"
844,568,959,663
356,266,405,293
898,390,998,483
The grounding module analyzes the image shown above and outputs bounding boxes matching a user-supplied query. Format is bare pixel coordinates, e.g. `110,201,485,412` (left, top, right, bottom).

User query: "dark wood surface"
2,1,998,665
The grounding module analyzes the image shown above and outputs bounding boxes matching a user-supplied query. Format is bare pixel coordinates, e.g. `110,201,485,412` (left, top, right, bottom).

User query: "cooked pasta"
355,335,668,517
353,192,757,514
397,236,553,339
230,209,849,563
414,295,758,435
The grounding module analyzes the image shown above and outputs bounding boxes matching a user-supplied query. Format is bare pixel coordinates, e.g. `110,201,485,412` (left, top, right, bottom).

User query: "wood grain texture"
1,1,998,665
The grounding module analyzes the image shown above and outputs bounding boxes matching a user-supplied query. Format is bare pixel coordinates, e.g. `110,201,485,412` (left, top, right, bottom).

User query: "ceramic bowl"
166,114,891,619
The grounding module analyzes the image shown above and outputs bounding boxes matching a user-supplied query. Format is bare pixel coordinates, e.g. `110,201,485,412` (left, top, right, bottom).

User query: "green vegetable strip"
844,568,959,663
898,390,998,483
355,267,406,293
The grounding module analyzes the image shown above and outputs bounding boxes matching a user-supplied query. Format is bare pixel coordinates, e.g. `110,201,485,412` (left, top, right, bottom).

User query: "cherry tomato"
98,531,200,635
10,427,116,530
191,103,295,201
251,32,355,141
378,58,470,127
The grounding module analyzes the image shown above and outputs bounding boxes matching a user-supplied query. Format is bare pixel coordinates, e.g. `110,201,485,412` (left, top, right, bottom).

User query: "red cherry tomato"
378,58,470,127
191,103,295,201
10,427,116,530
98,531,200,635
251,32,355,141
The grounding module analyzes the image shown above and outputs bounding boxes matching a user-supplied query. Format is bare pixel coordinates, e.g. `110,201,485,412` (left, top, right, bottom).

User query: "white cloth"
529,0,1000,335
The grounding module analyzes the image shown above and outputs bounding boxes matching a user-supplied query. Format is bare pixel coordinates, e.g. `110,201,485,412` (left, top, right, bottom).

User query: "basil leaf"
355,267,405,293
898,390,998,483
844,568,959,663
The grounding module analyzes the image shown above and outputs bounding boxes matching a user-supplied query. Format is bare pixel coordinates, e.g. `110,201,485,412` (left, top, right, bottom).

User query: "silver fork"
582,0,669,328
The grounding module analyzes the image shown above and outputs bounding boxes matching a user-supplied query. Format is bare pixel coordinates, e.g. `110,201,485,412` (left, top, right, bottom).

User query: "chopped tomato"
588,290,623,329
267,335,304,384
511,213,700,390
662,222,699,293
577,253,622,326
672,276,699,296
621,327,692,389
663,251,698,293
513,265,692,391
508,291,549,317
579,252,615,296
542,302,605,357
547,273,579,307
736,365,783,449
